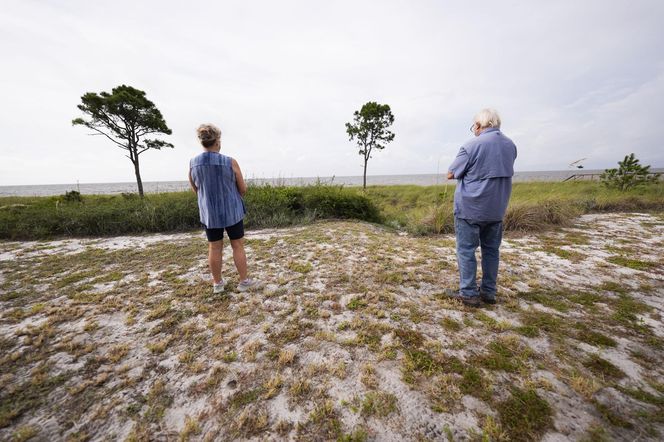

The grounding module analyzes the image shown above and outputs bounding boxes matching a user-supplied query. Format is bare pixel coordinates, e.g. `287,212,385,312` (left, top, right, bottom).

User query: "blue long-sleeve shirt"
448,128,517,222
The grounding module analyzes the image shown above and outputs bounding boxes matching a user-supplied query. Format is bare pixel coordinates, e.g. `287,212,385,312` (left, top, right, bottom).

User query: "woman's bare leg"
208,239,223,284
230,238,248,280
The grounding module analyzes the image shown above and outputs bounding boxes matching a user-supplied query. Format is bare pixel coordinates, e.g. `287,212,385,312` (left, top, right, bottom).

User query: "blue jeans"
454,217,503,298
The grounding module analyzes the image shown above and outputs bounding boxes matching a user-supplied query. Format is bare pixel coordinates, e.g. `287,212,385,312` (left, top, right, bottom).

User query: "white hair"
473,108,501,129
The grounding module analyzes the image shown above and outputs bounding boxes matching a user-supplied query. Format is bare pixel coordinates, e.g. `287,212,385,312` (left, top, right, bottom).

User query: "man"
445,109,517,307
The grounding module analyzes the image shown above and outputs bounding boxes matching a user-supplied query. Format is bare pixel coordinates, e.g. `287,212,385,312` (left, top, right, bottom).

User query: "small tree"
73,85,173,197
600,153,659,191
345,102,395,189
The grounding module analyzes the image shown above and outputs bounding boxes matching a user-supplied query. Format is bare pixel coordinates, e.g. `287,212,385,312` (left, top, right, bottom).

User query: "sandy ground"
0,212,663,441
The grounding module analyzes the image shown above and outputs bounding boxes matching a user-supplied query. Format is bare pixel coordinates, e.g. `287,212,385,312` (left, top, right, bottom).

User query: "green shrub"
244,184,381,229
600,153,660,191
0,184,380,240
62,190,83,203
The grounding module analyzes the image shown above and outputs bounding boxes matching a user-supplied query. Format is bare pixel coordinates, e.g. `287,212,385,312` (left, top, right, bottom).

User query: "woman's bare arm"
232,159,247,196
188,169,198,193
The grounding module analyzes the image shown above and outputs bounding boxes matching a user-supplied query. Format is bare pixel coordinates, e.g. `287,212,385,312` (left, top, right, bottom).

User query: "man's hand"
447,171,454,180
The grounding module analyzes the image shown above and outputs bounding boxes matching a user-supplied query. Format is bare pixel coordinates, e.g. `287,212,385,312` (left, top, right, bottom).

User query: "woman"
189,123,257,294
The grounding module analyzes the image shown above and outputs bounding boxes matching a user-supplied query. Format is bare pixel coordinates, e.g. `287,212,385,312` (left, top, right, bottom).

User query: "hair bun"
196,124,222,147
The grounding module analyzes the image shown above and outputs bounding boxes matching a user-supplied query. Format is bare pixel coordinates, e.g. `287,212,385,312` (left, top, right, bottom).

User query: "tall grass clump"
364,181,664,235
244,183,381,229
0,184,380,240
0,192,200,239
503,200,581,231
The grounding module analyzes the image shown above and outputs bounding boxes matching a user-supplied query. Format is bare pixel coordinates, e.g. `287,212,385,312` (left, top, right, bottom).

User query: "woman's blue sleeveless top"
190,151,246,228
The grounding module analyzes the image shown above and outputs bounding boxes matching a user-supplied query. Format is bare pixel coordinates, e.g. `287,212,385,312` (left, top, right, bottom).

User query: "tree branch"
96,108,128,137
85,126,129,150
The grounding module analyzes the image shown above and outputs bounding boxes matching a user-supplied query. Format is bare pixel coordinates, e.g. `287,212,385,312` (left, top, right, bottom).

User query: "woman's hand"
188,169,198,193
232,159,247,196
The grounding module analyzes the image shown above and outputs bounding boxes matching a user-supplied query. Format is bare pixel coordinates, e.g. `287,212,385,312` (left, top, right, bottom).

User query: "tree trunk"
133,156,144,197
363,157,368,189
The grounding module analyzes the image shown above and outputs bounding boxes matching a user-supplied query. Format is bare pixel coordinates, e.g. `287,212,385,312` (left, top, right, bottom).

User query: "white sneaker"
213,280,226,294
237,278,258,292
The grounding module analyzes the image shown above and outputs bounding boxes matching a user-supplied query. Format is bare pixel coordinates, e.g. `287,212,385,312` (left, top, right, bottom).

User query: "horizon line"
2,167,664,188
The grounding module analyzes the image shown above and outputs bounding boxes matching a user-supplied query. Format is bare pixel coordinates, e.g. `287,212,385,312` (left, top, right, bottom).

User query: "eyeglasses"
469,123,476,133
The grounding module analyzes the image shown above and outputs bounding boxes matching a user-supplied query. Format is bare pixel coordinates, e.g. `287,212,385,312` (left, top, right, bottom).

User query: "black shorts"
205,219,244,242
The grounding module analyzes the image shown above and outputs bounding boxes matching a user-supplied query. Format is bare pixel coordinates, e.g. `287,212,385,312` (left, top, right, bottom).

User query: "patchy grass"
583,354,626,381
459,366,492,401
476,336,533,373
516,309,564,338
574,326,617,348
0,213,662,440
143,379,173,423
497,387,553,442
11,425,40,442
360,391,398,417
229,387,263,410
440,316,463,332
299,400,343,440
0,369,69,428
539,245,585,262
346,296,368,310
592,400,634,429
617,386,664,406
607,256,658,271
179,415,201,441
610,294,651,331
519,290,571,312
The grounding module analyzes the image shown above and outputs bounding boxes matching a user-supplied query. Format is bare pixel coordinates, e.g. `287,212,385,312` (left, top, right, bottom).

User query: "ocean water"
1,169,662,197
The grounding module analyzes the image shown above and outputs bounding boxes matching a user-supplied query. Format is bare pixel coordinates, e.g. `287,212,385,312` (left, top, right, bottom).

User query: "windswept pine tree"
73,85,173,197
600,153,659,191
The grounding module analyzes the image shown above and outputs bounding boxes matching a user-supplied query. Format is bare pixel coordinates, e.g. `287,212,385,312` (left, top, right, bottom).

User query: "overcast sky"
1,0,663,185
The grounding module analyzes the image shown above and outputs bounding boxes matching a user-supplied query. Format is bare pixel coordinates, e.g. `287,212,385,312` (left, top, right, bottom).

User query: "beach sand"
0,213,663,441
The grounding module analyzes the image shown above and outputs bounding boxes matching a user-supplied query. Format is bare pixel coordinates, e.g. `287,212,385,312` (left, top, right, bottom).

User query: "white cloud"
1,0,663,185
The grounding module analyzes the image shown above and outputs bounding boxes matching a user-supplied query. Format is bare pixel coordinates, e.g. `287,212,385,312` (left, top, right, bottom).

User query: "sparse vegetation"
0,212,662,440
476,336,533,373
440,316,463,332
360,391,398,417
497,387,553,442
574,326,617,347
607,255,657,271
583,354,626,381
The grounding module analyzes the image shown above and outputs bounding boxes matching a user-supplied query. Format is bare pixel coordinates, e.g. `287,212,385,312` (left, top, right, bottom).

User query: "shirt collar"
480,127,500,134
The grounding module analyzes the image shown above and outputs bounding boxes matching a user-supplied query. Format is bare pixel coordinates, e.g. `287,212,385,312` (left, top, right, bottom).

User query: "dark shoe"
480,292,497,305
443,289,481,307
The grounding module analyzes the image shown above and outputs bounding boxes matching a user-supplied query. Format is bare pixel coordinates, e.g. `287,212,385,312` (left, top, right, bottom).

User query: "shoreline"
3,169,663,197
